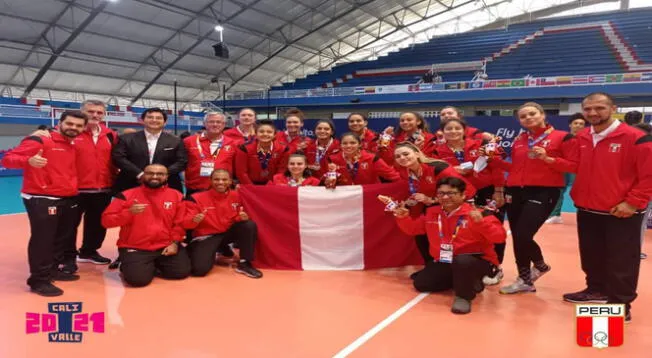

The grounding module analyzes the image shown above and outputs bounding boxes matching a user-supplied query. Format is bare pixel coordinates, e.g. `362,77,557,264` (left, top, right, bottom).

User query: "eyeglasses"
436,191,461,197
144,172,168,177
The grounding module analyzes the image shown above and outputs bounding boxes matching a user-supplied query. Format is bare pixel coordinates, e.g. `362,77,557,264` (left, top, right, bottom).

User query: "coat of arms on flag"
576,304,625,348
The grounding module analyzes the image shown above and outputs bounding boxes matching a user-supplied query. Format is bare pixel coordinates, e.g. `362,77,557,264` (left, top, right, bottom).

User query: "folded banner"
239,182,422,270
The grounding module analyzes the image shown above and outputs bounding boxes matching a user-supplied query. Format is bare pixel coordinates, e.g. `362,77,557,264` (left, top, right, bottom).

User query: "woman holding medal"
393,142,476,268
235,120,289,185
304,119,340,176
389,177,507,314
383,112,435,166
269,154,320,186
224,108,257,145
431,118,508,285
500,102,578,294
276,108,313,154
323,132,400,186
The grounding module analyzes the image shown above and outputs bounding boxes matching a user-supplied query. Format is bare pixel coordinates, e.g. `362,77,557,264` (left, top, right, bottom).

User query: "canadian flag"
239,183,422,270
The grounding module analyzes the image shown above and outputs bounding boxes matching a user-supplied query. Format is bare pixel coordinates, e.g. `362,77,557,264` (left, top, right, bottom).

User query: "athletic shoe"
30,282,64,297
562,289,608,303
482,266,504,286
474,280,485,294
59,261,78,274
544,216,563,224
641,253,647,260
499,278,536,294
78,252,111,265
52,270,80,282
530,265,551,282
451,296,472,314
235,261,263,279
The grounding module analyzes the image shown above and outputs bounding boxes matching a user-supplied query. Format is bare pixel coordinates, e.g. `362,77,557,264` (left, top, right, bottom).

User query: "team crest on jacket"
609,143,621,153
163,202,173,209
541,139,551,148
360,162,369,169
425,176,434,183
231,203,240,210
469,150,478,157
224,145,231,151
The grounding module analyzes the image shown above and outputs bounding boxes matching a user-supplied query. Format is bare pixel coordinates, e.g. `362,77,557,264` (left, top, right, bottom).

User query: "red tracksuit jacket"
303,138,340,173
431,139,505,190
101,185,185,250
275,131,314,155
74,124,117,190
235,140,289,185
2,132,78,197
506,125,578,187
383,131,436,166
397,162,477,217
328,150,401,185
268,174,320,186
571,123,652,211
359,129,379,153
223,127,255,145
182,189,243,237
183,133,237,190
396,203,506,266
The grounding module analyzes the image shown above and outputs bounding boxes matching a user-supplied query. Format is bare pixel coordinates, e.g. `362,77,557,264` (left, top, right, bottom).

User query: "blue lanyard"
347,161,359,179
257,151,272,169
453,150,465,163
438,214,465,244
315,139,332,164
527,130,551,149
408,175,420,195
244,136,254,145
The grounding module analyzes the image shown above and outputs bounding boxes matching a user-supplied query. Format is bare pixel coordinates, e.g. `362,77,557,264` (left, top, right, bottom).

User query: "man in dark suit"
112,108,187,193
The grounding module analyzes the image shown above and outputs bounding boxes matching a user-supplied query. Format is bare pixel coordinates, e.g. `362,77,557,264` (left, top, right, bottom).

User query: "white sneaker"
483,267,504,286
545,216,563,224
499,278,536,294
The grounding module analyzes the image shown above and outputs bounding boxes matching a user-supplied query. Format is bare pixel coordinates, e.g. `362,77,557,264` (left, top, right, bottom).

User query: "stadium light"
215,25,224,32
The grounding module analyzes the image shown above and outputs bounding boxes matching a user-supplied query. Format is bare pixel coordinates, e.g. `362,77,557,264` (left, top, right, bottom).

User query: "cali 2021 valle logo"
26,302,105,342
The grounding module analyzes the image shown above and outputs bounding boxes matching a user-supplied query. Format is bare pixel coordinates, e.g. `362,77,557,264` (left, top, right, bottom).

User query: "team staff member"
183,111,236,196
564,93,652,322
500,102,578,294
431,118,507,285
304,119,340,173
275,108,313,154
546,113,587,224
183,169,263,278
2,110,88,296
112,108,187,193
347,113,380,153
235,120,289,185
269,154,320,186
392,142,476,268
224,108,257,145
101,164,190,287
324,132,400,186
391,177,506,314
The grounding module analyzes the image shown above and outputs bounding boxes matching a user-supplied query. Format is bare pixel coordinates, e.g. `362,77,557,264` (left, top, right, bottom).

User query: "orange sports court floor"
0,211,650,358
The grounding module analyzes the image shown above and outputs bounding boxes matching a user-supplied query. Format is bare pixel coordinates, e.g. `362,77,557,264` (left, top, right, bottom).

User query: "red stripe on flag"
361,183,422,269
608,316,624,346
576,317,593,347
239,185,302,269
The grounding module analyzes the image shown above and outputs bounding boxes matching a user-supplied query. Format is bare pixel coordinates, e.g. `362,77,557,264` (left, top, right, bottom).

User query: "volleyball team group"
2,92,650,317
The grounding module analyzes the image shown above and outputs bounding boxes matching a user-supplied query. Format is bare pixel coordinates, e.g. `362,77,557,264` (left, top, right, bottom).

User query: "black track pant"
118,246,191,287
66,192,112,257
577,209,643,309
23,196,79,286
413,255,491,300
505,186,560,274
187,221,258,276
474,185,507,264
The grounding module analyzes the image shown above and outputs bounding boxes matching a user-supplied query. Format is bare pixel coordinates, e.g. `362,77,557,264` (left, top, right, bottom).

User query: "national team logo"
609,143,621,153
231,203,240,210
576,304,625,348
224,145,231,151
469,150,478,157
425,176,434,184
541,139,551,148
360,162,369,170
163,202,173,209
26,302,105,342
47,207,57,215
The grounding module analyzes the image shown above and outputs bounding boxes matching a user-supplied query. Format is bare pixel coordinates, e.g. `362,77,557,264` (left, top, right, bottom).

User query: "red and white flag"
239,183,422,270
576,304,625,348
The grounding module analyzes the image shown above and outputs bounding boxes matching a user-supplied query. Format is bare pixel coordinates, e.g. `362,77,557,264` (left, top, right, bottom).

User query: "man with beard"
2,111,88,296
101,164,190,287
564,92,652,322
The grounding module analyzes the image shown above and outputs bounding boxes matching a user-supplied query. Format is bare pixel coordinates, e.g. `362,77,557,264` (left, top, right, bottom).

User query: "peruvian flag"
239,183,422,270
576,305,625,348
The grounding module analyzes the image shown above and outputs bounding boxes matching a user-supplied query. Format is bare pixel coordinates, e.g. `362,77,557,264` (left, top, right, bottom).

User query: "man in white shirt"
112,108,187,193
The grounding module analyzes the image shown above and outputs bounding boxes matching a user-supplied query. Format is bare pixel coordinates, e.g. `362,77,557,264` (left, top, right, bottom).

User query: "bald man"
101,164,190,287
